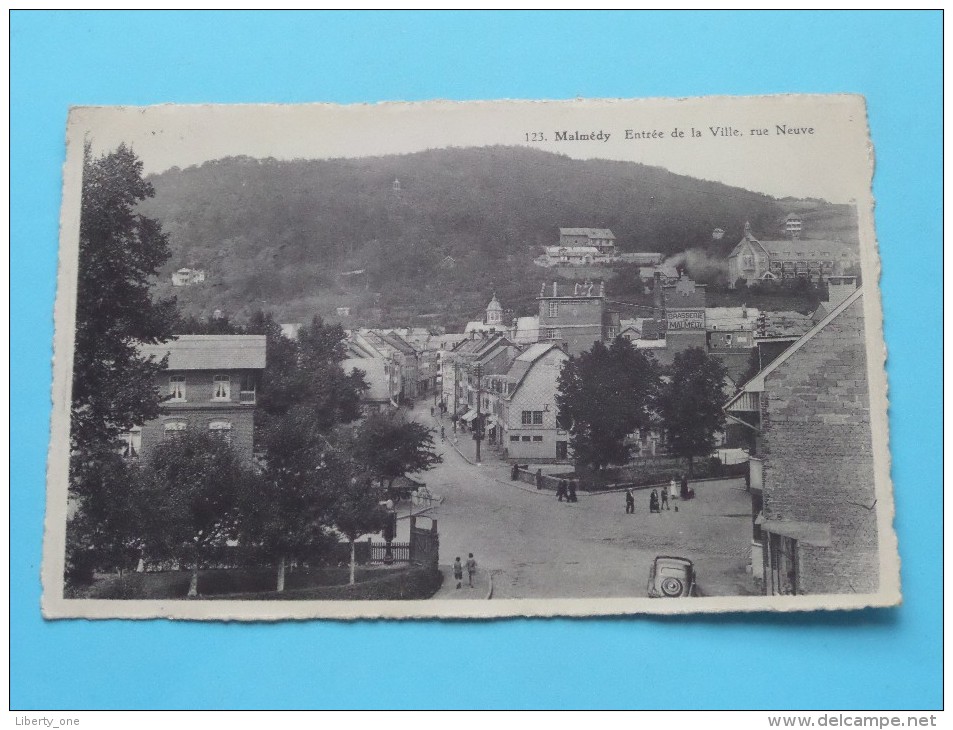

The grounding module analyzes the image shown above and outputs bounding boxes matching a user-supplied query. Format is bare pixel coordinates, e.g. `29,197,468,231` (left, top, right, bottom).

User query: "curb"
445,435,556,497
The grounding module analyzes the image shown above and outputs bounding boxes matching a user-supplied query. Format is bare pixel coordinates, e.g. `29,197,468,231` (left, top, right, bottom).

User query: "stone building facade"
537,280,617,357
725,288,878,595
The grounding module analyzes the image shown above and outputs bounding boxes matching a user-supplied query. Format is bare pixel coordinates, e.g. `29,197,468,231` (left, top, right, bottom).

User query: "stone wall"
760,295,879,594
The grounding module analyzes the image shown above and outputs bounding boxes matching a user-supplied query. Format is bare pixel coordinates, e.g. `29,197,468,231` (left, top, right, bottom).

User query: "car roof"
653,556,694,566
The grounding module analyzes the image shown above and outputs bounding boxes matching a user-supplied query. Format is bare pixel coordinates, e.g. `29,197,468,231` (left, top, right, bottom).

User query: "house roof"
724,287,864,410
559,227,615,240
759,311,815,339
758,238,854,258
139,335,267,371
663,288,706,309
505,342,567,397
706,307,760,331
342,357,391,403
545,246,600,256
730,230,854,260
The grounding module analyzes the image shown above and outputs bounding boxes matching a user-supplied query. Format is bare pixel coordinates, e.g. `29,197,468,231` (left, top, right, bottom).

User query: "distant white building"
171,267,206,286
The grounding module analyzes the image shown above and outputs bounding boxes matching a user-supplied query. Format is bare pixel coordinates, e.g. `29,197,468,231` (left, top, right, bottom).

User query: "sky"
70,95,871,204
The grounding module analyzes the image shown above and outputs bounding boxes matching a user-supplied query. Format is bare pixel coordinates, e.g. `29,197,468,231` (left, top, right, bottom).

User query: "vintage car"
647,556,696,598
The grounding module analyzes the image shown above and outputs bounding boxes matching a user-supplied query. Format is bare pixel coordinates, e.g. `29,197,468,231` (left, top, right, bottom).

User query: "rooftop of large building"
138,335,267,371
559,227,615,239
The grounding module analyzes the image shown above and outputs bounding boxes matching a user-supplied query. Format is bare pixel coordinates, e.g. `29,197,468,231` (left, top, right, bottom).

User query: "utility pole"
474,363,483,464
453,361,459,434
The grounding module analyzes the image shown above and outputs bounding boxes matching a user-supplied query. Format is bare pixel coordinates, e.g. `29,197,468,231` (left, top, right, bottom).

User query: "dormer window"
213,375,231,401
169,375,186,401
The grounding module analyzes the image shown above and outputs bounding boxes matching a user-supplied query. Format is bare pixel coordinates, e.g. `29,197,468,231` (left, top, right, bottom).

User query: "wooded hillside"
139,146,796,328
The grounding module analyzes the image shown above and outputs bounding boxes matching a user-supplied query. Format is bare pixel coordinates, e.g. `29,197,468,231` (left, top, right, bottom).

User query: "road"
403,403,757,600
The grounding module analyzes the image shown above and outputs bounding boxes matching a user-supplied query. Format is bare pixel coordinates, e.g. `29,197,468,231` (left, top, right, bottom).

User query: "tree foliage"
70,144,178,491
656,347,729,473
556,338,659,472
353,411,442,491
144,430,256,595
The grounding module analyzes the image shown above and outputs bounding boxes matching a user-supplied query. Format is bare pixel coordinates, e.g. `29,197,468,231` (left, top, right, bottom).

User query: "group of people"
555,478,577,503
625,474,694,515
452,553,478,589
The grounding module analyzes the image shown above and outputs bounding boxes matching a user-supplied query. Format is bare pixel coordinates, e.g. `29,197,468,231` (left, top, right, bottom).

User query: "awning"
760,519,832,547
460,409,478,422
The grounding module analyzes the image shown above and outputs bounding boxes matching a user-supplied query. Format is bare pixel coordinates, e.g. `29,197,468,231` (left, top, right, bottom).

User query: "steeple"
486,292,503,324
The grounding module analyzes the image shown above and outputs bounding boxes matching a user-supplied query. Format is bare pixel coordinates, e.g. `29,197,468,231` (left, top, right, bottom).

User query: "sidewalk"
430,564,492,600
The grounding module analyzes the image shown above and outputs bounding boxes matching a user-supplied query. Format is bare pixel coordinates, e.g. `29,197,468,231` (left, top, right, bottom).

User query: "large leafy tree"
656,347,729,475
322,446,387,586
352,411,442,493
556,337,659,472
239,314,369,591
145,430,256,597
70,143,178,494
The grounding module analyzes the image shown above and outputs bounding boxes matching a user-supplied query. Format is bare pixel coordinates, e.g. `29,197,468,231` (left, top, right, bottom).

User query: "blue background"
10,11,942,710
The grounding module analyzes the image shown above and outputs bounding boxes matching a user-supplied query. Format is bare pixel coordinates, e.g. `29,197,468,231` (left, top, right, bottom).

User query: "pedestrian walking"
512,463,520,481
669,477,679,511
649,489,660,514
466,553,477,588
660,487,670,511
535,468,543,490
567,480,578,503
453,557,463,589
556,480,567,502
625,489,635,514
680,473,689,500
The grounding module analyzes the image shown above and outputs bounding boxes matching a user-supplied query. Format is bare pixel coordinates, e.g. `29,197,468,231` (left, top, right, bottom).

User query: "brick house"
132,335,267,464
724,288,878,595
500,342,570,462
537,280,619,357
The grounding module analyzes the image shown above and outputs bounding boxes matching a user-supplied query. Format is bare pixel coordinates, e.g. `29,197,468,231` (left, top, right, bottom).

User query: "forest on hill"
138,146,812,329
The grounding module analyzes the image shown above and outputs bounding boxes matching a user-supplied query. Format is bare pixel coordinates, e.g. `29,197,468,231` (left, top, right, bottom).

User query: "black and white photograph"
42,95,899,619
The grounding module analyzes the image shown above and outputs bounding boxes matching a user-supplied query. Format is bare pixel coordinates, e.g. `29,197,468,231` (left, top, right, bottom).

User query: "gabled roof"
139,335,267,371
559,227,615,239
724,287,864,411
729,232,769,259
758,238,854,258
504,342,567,397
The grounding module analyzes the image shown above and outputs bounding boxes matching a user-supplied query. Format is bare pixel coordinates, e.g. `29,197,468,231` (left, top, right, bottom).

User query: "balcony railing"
239,390,257,405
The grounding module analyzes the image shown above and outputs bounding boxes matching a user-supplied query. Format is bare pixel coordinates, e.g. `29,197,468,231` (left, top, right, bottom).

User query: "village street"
398,403,757,600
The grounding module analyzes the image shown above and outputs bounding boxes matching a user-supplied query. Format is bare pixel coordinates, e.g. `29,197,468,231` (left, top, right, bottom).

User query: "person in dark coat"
660,487,669,511
649,489,660,514
680,473,689,500
556,479,567,502
535,468,543,490
511,463,520,481
567,480,578,503
625,489,635,514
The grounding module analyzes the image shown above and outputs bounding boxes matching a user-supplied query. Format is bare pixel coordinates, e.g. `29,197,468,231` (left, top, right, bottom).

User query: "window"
510,435,520,443
725,334,733,345
742,254,754,269
212,375,231,401
169,375,186,401
164,420,187,440
547,328,561,340
521,435,531,442
532,411,544,425
549,302,559,317
121,427,141,458
532,436,543,442
209,420,232,444
522,410,533,425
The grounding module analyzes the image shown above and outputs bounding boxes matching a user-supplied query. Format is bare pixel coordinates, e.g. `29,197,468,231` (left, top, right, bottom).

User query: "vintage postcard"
42,95,900,619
